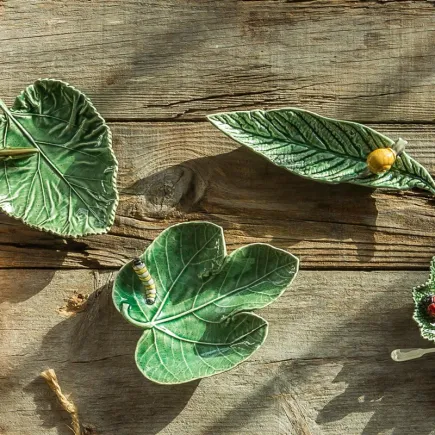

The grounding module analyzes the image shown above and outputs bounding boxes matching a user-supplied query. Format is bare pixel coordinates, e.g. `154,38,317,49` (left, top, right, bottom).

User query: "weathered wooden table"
2,1,435,434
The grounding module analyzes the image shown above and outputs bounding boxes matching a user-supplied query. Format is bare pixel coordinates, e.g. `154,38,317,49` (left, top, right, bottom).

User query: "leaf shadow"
199,276,435,434
91,1,240,119
126,147,379,266
0,263,60,305
315,359,435,435
337,27,435,124
0,215,91,304
313,303,435,435
22,276,198,435
286,291,435,435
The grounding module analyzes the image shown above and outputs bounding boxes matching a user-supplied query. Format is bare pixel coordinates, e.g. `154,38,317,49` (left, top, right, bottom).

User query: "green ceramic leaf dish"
113,221,299,385
0,79,118,237
413,257,435,341
208,108,435,195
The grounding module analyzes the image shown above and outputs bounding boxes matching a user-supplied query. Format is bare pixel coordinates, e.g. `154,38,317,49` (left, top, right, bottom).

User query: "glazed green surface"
0,79,118,237
113,222,299,384
413,257,435,342
208,108,435,195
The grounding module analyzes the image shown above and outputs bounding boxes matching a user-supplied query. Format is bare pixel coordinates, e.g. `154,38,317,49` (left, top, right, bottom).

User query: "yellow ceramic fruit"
366,148,397,174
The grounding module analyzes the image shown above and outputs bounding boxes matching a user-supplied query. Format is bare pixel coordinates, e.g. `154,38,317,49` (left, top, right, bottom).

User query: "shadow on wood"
314,303,435,435
125,147,379,266
0,213,99,278
199,277,435,434
0,228,71,304
94,1,240,120
315,357,435,435
22,276,198,435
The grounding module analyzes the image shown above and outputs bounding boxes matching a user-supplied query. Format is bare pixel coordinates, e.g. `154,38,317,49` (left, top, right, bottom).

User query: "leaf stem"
121,303,154,329
0,100,7,115
0,148,39,157
0,99,40,149
0,100,40,159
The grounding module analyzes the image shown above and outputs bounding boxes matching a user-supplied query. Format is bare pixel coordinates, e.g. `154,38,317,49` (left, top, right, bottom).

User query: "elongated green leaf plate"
413,257,435,342
0,79,118,237
208,108,435,195
113,222,299,384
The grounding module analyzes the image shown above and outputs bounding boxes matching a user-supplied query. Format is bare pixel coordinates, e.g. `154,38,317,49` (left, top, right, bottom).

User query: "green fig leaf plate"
0,79,118,237
413,257,435,341
208,108,435,195
113,221,299,385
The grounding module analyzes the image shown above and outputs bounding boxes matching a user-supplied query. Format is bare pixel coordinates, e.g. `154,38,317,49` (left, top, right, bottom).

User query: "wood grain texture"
1,1,435,122
1,269,433,435
1,122,435,270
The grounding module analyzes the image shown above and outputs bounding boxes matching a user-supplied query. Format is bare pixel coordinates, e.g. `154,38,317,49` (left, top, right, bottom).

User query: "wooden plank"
1,122,435,270
1,269,432,434
1,1,435,122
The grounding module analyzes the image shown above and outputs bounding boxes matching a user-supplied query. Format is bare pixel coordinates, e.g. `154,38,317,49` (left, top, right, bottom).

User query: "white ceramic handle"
391,348,435,362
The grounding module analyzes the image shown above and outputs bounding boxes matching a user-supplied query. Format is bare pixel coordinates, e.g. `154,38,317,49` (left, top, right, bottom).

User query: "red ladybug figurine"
422,295,435,318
